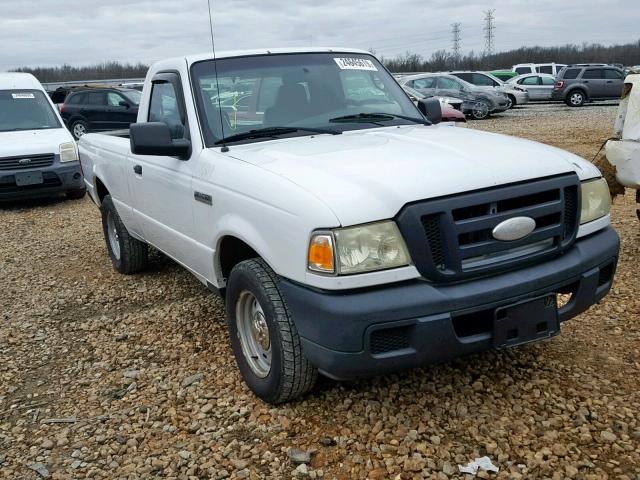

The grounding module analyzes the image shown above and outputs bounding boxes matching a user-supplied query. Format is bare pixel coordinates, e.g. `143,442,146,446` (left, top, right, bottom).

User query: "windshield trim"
0,89,62,132
189,51,425,148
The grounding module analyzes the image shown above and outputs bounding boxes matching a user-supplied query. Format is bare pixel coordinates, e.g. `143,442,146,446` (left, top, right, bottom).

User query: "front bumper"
280,227,619,380
0,159,84,201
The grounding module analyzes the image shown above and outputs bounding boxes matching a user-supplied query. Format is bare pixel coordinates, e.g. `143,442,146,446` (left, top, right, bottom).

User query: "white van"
512,63,567,76
0,73,85,201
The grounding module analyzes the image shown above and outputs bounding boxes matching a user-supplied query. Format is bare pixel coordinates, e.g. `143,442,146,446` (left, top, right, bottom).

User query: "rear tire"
100,195,148,274
566,90,586,107
66,187,86,200
507,94,516,108
70,120,89,140
226,258,317,403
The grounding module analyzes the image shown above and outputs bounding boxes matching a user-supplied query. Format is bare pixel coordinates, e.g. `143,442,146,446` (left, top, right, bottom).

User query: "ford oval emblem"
18,158,31,164
492,217,536,242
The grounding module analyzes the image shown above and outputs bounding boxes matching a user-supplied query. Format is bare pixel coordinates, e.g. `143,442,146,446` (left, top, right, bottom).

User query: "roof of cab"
151,47,372,70
0,72,44,91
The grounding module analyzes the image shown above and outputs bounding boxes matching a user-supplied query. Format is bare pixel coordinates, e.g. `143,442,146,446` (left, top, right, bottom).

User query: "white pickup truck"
79,48,619,403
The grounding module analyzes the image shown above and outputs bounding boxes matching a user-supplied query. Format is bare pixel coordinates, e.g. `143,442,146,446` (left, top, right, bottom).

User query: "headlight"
580,178,611,224
59,142,79,162
308,221,411,275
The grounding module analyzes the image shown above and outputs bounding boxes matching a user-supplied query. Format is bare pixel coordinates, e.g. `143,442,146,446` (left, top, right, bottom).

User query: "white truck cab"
606,72,640,219
0,73,85,201
79,48,619,403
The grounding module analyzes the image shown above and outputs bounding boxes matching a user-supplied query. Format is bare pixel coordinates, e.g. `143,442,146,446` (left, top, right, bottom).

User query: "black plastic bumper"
551,90,565,101
0,162,84,201
280,227,619,380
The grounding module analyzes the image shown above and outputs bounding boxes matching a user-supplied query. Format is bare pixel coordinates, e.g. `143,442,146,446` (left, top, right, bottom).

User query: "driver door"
127,72,198,268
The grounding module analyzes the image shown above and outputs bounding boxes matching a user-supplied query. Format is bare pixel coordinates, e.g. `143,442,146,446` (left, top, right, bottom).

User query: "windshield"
123,90,142,105
191,52,423,146
0,89,61,133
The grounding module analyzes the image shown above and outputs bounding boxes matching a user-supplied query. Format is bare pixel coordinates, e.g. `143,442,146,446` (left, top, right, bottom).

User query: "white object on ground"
458,456,499,475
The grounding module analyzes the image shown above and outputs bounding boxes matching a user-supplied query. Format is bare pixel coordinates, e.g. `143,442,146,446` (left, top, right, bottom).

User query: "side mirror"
417,98,442,124
119,101,131,109
130,122,191,159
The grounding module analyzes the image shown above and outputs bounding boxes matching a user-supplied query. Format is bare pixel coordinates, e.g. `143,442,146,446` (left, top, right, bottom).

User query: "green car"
489,70,519,81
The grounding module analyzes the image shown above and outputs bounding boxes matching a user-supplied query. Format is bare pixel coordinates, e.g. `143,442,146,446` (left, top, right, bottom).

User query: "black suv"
61,87,141,139
552,65,624,107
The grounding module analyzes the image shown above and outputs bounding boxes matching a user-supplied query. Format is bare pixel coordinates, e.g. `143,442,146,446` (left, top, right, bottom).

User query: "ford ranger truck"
78,48,619,404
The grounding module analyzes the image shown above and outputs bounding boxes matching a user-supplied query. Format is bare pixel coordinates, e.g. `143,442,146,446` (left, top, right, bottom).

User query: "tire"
66,187,86,200
566,90,586,107
100,195,148,274
507,94,516,108
70,119,89,140
226,258,317,403
470,100,490,120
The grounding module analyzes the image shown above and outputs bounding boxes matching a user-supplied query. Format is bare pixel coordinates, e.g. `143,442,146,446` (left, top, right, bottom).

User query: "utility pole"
451,22,461,64
483,9,496,57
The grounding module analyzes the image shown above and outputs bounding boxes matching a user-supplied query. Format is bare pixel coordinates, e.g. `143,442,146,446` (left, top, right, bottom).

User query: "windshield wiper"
329,112,430,126
215,126,341,145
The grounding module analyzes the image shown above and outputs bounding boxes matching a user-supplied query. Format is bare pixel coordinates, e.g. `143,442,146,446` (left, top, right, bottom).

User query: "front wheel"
226,259,317,403
507,94,516,108
100,195,148,274
470,100,490,120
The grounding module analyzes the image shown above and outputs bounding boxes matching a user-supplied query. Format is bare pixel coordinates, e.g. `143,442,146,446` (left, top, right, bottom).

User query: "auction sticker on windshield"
12,93,35,99
334,57,378,71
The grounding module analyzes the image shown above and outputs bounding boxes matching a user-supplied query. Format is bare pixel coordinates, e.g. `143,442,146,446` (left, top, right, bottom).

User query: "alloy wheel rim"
571,93,582,105
236,290,271,378
74,124,86,138
106,211,121,260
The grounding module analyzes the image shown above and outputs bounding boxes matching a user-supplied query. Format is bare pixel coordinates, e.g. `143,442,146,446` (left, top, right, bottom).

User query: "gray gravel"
1,103,639,479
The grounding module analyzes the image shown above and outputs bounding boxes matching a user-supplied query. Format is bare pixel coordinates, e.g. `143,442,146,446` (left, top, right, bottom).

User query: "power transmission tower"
483,9,496,57
451,22,462,63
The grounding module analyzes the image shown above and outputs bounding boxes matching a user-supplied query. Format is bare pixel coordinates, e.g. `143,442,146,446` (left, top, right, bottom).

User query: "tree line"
10,40,640,82
381,40,640,73
11,61,148,83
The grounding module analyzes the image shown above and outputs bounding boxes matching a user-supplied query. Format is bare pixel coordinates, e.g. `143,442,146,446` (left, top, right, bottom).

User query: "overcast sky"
1,0,639,70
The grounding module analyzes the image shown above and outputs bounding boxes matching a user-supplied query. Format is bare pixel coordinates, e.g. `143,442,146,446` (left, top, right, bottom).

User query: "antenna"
207,0,229,152
451,22,461,65
483,9,496,57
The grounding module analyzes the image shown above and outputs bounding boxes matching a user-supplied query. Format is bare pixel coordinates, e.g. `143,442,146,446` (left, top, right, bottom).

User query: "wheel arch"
216,234,275,287
565,86,588,100
94,176,109,205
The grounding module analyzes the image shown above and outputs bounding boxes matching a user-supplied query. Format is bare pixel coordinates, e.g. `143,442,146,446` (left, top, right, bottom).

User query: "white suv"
512,63,567,76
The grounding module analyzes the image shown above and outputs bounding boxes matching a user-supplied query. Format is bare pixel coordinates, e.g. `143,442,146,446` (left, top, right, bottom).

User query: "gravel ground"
1,102,639,480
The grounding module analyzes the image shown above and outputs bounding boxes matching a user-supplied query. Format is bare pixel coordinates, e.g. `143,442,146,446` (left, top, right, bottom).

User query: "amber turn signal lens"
308,234,334,273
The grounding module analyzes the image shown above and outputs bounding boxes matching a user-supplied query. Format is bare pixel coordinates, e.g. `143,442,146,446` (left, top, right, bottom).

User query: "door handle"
606,80,613,83
133,165,142,175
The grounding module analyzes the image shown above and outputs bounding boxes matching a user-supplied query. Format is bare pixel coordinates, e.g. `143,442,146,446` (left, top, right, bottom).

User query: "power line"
451,22,462,61
483,9,496,56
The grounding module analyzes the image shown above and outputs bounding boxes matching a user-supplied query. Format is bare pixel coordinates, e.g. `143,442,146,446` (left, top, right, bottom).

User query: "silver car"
398,73,510,120
449,71,530,108
507,73,557,101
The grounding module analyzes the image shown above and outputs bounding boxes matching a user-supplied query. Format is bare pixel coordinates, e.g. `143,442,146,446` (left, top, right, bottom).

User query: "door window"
437,77,463,90
149,82,185,139
541,76,556,85
604,69,622,80
582,69,604,79
515,67,530,75
412,77,436,89
521,76,539,85
471,73,496,86
538,65,553,74
107,92,126,107
67,93,84,104
454,73,472,82
85,92,105,105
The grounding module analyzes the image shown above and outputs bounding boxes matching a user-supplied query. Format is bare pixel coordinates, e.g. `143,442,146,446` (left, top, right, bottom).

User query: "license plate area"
15,171,44,186
493,294,559,349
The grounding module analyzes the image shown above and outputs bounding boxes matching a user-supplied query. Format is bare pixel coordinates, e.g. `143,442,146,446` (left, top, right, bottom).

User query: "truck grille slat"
396,175,581,282
0,154,55,171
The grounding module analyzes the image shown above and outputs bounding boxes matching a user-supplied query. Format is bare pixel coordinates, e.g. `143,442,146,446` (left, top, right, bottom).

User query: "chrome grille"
0,154,55,171
396,175,581,283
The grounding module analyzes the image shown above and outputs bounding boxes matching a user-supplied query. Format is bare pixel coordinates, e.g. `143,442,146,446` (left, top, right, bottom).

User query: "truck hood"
0,128,73,157
229,125,600,226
